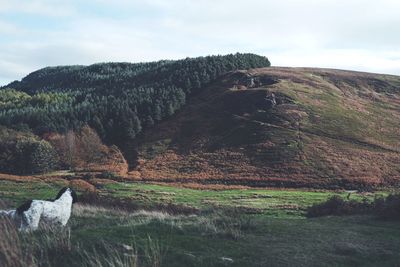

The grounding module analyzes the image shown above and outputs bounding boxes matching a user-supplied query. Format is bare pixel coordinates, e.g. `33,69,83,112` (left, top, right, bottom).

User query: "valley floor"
0,178,399,266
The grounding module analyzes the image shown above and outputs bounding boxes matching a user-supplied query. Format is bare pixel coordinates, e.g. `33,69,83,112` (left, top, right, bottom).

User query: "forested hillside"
3,54,399,189
0,53,270,174
1,53,270,144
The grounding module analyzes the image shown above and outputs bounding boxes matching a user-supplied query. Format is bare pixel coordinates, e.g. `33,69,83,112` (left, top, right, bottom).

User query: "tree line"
0,53,270,174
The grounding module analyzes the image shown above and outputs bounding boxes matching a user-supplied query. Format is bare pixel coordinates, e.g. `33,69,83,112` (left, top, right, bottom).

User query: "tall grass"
0,195,253,267
0,217,34,267
0,215,163,267
196,209,256,240
143,236,167,267
78,242,138,267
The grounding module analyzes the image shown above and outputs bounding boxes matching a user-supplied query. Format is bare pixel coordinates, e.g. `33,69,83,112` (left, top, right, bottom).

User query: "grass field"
1,179,400,266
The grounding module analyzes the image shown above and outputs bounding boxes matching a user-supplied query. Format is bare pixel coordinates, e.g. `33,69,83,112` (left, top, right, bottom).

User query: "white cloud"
0,0,75,17
272,49,400,75
0,20,23,34
0,0,399,85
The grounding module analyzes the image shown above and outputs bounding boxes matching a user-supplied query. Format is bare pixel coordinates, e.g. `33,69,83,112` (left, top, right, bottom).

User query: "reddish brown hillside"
132,67,400,189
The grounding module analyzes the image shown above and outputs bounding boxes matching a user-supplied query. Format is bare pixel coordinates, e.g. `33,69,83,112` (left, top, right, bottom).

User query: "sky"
1,0,400,85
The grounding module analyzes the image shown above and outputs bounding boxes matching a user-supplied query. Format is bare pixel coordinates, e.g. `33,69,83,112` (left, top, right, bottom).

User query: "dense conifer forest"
1,53,270,143
0,53,270,174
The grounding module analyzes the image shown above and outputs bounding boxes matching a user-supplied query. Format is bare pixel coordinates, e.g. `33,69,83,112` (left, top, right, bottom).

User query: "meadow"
1,179,400,266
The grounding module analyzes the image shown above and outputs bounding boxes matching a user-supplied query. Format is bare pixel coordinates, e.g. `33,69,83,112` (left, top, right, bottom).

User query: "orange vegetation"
69,179,96,192
132,67,400,190
46,126,128,176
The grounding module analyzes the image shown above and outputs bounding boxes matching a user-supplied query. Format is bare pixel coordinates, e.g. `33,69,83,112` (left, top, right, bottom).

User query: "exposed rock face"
265,92,276,108
235,73,279,88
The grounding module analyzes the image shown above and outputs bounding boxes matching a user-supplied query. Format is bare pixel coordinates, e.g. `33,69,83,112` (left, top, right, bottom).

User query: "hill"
0,53,271,172
1,55,400,189
134,67,400,189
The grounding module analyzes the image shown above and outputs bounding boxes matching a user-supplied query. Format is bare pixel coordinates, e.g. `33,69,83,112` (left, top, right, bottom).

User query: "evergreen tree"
0,53,271,146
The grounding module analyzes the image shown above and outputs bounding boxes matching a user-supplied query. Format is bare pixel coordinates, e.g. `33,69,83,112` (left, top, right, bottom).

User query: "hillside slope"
135,67,400,189
0,54,270,159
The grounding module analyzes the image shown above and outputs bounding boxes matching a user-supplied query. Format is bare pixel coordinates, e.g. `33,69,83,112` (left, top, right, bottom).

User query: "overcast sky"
1,0,400,85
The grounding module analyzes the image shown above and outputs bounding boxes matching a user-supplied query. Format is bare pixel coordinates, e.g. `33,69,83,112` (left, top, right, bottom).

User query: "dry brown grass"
132,67,400,189
0,173,69,186
0,218,35,267
2,67,399,190
0,173,40,182
69,179,96,192
88,178,118,186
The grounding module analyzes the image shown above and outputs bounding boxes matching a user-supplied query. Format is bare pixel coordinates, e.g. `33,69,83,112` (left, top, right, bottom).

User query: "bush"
307,194,400,220
375,194,400,220
307,195,369,217
97,171,118,179
15,138,58,174
81,173,95,180
28,140,58,174
0,128,58,174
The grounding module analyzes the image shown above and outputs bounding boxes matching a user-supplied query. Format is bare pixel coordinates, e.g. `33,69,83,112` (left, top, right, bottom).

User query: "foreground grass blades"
1,180,400,266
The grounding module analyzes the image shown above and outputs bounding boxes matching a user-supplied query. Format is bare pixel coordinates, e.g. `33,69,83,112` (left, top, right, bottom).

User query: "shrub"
306,195,369,217
81,173,95,180
97,171,118,179
0,127,58,174
69,179,96,193
28,140,58,174
307,194,400,220
46,127,106,170
374,194,400,220
15,138,58,174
